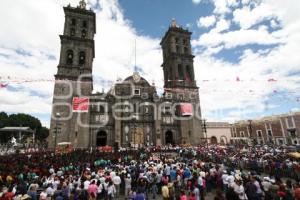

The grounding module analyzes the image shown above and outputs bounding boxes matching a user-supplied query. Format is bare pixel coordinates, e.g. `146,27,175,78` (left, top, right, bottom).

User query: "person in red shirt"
294,183,300,200
180,190,187,200
189,192,196,200
4,187,14,200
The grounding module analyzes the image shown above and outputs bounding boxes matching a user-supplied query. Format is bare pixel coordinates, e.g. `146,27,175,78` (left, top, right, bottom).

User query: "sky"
0,0,299,128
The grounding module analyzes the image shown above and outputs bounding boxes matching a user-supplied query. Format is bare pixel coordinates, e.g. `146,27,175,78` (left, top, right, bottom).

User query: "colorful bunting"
0,83,8,88
268,78,277,82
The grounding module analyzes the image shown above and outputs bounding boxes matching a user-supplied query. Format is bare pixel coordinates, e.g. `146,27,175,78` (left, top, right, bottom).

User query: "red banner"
72,97,89,112
180,103,193,116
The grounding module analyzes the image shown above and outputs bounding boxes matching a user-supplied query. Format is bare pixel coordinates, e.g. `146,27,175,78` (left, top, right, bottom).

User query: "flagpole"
135,39,137,72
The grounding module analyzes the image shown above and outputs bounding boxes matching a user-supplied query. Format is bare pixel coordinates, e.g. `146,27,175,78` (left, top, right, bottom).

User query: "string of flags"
0,76,299,103
0,83,8,88
0,75,291,84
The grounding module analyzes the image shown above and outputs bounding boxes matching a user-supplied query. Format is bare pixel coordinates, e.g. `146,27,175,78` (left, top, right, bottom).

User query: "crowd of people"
1,145,300,200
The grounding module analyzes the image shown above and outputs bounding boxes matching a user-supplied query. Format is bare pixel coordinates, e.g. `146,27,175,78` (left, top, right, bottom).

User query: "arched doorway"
96,131,107,147
220,136,228,145
165,130,174,145
211,136,218,144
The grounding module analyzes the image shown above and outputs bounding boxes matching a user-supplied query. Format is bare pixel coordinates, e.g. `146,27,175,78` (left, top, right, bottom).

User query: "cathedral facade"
48,1,204,148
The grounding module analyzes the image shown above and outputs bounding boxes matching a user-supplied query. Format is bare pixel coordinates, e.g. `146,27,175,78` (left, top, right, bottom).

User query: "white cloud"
211,0,239,15
211,18,231,33
197,15,216,28
233,3,278,29
193,26,283,49
192,0,201,5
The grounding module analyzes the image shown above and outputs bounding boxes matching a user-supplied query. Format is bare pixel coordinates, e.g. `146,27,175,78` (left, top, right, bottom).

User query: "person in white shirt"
84,179,90,190
193,186,200,200
261,177,271,192
226,172,235,188
232,179,247,200
107,181,116,199
46,184,55,197
124,174,132,198
112,173,121,198
222,171,228,191
39,188,47,200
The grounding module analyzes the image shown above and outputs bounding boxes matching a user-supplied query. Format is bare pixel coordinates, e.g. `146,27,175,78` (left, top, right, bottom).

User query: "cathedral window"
183,39,187,45
166,92,172,99
164,106,171,113
184,47,188,54
79,51,86,65
178,64,184,80
99,105,105,114
82,20,87,28
175,37,179,44
71,18,76,26
70,28,75,36
186,65,193,80
81,29,87,38
169,67,173,80
144,106,149,114
176,45,180,53
134,89,140,96
66,50,74,64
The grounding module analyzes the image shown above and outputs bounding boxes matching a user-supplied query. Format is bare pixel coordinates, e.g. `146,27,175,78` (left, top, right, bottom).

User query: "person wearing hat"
261,177,271,199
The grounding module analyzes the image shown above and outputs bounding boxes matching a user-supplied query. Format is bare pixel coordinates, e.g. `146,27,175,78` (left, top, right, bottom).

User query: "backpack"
100,184,107,196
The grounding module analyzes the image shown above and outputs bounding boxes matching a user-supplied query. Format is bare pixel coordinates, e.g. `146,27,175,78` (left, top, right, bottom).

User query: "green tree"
0,112,49,142
0,112,9,128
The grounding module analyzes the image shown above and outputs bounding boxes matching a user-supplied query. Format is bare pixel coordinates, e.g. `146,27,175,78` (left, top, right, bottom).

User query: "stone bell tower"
48,0,96,148
160,19,203,145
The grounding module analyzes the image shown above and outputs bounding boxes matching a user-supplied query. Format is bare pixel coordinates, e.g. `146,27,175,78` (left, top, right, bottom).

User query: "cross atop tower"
171,18,178,28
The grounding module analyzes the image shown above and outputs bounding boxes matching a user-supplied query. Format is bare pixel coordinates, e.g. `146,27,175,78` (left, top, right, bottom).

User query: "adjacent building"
231,112,300,145
206,122,231,145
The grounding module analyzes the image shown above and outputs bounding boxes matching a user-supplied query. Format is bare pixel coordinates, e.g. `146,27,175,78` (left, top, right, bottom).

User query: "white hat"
263,177,270,182
270,179,276,184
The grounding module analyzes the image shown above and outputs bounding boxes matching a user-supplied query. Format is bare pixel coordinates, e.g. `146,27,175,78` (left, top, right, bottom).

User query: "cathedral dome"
123,72,152,87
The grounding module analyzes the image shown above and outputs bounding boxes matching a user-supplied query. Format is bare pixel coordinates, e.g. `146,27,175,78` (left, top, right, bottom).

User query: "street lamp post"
202,119,208,148
248,119,253,146
132,118,136,149
54,112,61,151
